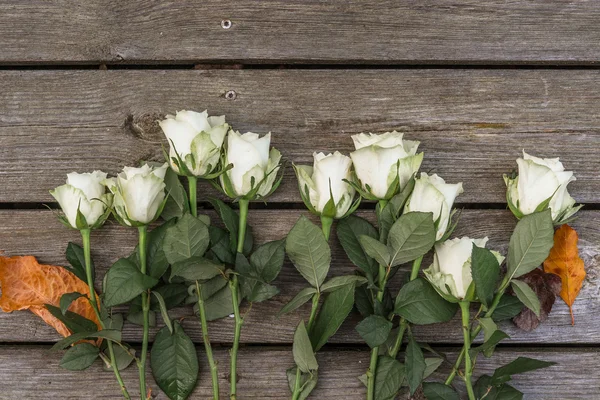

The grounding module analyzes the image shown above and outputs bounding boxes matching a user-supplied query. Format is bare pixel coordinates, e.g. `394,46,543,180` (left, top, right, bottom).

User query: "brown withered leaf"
512,268,561,331
543,224,586,325
0,255,100,337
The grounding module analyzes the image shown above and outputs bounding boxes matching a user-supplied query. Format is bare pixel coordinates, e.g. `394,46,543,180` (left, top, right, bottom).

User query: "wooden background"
0,1,599,398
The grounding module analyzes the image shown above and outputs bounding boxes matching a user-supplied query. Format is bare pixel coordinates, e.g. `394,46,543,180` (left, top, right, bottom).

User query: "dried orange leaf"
543,225,586,325
0,255,100,336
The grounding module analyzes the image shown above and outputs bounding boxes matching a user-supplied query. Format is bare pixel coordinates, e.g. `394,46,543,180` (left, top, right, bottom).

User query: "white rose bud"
159,110,229,177
404,173,463,241
50,171,112,230
220,131,282,199
294,151,357,219
349,131,423,200
424,237,504,301
103,163,168,226
504,151,581,224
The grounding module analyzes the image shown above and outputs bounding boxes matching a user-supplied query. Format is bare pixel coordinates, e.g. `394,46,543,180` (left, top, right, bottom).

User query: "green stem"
445,276,509,385
230,198,249,400
460,302,476,400
291,293,320,400
188,177,220,399
389,255,423,359
320,216,333,241
188,176,198,217
81,229,130,399
138,226,149,400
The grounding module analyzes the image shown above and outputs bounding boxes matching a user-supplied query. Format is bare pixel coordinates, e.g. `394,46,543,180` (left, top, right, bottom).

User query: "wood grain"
0,209,598,345
1,1,600,64
0,345,596,399
1,70,599,204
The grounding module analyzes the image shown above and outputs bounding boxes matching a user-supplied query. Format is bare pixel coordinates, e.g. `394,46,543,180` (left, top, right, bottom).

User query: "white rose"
424,237,504,300
349,131,423,199
104,163,168,226
220,131,281,199
50,171,111,229
404,173,463,240
294,151,356,219
504,151,581,223
159,110,229,177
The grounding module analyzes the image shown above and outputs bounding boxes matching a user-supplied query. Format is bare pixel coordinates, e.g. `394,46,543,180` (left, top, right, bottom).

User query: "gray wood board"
0,345,597,399
0,70,599,203
0,209,598,344
1,1,600,64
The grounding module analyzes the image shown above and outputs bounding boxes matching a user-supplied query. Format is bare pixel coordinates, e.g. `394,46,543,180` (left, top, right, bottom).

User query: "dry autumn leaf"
543,224,586,325
0,255,101,336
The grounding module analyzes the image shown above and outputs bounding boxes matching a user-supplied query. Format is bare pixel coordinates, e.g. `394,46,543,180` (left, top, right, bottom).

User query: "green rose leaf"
59,343,99,371
470,329,510,359
286,367,318,400
422,382,460,400
378,177,415,243
279,287,318,316
405,335,426,395
45,304,98,334
394,278,458,324
337,215,379,282
103,258,159,307
492,294,524,321
358,235,391,267
321,276,368,293
293,321,318,373
170,256,224,282
151,322,199,400
59,292,86,315
161,168,189,221
475,375,524,400
471,245,501,308
286,216,331,290
163,213,210,265
387,212,436,267
355,315,392,348
51,329,121,350
310,283,355,351
511,280,541,317
491,357,556,386
507,210,554,279
104,344,136,371
250,239,286,282
201,284,238,321
65,242,90,282
374,356,405,400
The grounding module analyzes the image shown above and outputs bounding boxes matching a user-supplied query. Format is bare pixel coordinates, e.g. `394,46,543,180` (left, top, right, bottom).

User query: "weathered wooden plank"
0,345,596,399
1,70,599,204
1,1,600,64
0,209,598,345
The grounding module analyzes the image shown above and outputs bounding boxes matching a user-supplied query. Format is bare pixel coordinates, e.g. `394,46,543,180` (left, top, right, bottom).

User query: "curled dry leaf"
543,224,586,325
512,268,561,332
0,256,100,337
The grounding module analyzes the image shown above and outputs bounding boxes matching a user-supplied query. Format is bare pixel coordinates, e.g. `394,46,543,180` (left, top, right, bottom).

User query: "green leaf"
207,225,235,265
378,177,415,243
170,256,224,282
151,322,199,400
423,357,444,380
104,313,124,331
405,335,426,395
279,288,317,315
286,216,331,290
60,292,86,315
492,295,524,321
321,276,367,293
208,198,253,254
507,210,554,279
153,291,173,334
471,245,501,308
236,253,280,303
286,367,318,400
475,375,524,400
161,168,189,221
394,278,458,324
387,212,436,267
337,215,379,281
65,242,90,282
310,283,355,351
492,357,556,385
471,329,510,359
293,321,318,373
127,306,156,327
422,382,460,400
250,239,286,282
374,356,405,400
354,285,374,317
355,315,392,348
511,280,541,317
358,235,391,266
51,329,121,350
152,284,188,309
202,284,236,321
103,258,159,307
59,343,99,371
146,219,177,279
105,344,136,371
45,304,98,334
163,213,210,265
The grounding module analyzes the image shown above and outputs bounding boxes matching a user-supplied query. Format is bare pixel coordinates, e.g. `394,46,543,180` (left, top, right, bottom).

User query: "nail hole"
225,90,237,100
221,19,232,29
